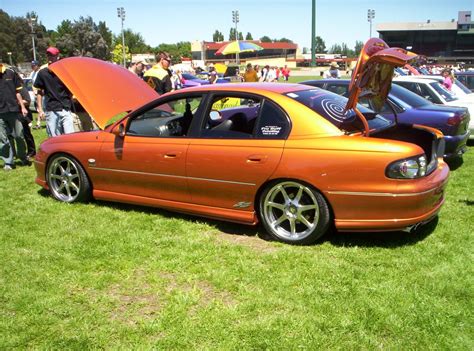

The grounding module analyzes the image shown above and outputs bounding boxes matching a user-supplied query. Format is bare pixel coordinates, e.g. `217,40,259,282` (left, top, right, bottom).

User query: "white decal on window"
261,126,282,135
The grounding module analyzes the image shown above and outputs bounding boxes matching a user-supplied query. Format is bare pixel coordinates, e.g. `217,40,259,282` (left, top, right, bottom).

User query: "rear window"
430,82,458,102
389,83,431,108
285,89,393,134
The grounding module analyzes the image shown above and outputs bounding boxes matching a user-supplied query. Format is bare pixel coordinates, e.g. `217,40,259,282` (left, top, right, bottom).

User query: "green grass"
1,126,473,349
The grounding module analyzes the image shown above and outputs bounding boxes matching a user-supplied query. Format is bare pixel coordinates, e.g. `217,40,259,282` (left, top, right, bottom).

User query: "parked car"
181,73,230,88
393,76,474,139
301,79,470,158
34,52,448,245
455,71,474,92
412,75,474,103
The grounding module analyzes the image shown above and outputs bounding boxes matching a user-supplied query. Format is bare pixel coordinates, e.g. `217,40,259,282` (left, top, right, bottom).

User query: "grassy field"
0,123,473,349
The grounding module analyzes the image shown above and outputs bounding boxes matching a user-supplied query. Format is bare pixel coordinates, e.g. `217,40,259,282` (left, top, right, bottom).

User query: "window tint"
127,96,202,137
429,82,458,102
285,89,392,134
202,95,261,138
418,83,440,103
325,84,349,97
390,83,431,107
255,100,290,139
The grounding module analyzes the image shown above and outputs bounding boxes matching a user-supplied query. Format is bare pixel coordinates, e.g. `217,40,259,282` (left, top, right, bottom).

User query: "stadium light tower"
232,10,240,64
367,9,375,38
27,16,37,61
117,7,126,67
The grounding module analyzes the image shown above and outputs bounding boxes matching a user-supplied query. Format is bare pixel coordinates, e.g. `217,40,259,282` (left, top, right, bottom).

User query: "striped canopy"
215,41,264,55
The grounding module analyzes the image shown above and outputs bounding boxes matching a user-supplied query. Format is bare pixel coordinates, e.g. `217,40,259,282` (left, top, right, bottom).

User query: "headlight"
387,155,428,179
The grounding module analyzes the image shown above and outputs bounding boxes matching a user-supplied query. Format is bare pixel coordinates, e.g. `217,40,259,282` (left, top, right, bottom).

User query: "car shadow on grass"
37,189,437,248
327,217,438,248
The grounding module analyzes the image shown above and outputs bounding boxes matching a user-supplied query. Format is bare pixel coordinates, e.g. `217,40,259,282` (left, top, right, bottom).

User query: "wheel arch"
45,151,94,192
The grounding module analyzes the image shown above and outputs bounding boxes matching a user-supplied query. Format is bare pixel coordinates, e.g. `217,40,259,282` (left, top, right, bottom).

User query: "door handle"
164,151,182,158
247,154,267,163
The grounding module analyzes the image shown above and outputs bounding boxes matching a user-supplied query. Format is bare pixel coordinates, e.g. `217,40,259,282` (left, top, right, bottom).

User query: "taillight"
447,114,463,126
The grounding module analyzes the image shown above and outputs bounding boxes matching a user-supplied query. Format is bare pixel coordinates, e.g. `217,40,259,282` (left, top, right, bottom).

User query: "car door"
94,95,204,203
186,93,290,211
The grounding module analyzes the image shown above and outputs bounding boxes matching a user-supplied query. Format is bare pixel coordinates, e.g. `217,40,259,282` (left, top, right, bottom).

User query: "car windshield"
389,83,431,108
454,79,472,94
285,89,393,134
430,82,458,102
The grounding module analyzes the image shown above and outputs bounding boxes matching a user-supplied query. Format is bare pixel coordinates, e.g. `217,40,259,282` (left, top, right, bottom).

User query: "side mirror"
112,122,126,137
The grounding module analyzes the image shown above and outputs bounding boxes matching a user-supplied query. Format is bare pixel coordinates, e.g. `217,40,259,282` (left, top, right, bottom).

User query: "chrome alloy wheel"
262,181,320,241
48,156,81,202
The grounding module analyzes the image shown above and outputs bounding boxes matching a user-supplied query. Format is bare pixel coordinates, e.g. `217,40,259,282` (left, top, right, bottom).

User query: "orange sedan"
34,43,449,245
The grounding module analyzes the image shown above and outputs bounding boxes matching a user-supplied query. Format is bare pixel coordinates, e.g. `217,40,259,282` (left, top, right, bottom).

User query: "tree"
98,21,112,47
341,43,353,57
115,29,150,54
228,28,242,41
354,40,364,56
328,43,342,54
111,43,131,64
154,41,191,64
245,32,253,40
260,35,272,43
302,47,309,54
275,38,293,43
314,36,326,53
212,30,224,42
54,16,110,60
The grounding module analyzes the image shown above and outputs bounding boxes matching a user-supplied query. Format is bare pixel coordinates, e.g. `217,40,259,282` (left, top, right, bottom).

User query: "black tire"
46,153,91,203
259,180,330,245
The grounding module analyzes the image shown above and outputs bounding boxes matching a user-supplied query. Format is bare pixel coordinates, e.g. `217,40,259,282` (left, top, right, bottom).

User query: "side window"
127,96,202,137
202,95,261,138
255,100,290,139
396,82,417,94
418,84,438,103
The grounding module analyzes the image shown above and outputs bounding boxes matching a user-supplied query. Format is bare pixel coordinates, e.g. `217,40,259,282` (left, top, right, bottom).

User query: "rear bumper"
444,130,470,158
327,162,449,232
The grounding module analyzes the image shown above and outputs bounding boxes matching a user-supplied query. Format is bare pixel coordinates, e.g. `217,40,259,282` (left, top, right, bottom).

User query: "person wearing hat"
323,62,341,79
128,60,145,78
143,52,172,95
0,63,30,170
34,47,75,137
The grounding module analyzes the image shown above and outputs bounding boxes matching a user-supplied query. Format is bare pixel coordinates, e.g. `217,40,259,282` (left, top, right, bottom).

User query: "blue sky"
4,0,473,50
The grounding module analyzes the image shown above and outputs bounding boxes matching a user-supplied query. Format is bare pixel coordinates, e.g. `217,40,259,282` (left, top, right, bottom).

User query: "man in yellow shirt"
243,63,258,82
143,52,172,94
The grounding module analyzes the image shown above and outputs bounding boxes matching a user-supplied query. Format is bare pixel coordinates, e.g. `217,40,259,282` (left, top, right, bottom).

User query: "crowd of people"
3,45,470,171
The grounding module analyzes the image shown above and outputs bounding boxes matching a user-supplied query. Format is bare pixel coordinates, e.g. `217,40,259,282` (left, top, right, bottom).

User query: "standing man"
143,52,172,95
281,65,291,81
128,60,145,78
34,47,75,137
0,63,29,170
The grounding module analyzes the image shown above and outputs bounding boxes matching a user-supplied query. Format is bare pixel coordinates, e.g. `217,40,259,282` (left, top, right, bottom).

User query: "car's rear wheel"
47,154,91,203
259,180,330,245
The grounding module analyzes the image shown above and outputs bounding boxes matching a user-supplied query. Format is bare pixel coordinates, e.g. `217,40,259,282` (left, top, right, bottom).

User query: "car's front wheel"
46,154,91,203
259,180,330,245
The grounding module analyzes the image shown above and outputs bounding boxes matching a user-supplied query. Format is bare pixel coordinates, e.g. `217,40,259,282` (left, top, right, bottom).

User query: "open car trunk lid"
49,57,159,129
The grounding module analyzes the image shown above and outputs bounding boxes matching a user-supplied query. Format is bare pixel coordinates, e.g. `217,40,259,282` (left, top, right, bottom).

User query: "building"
376,10,474,63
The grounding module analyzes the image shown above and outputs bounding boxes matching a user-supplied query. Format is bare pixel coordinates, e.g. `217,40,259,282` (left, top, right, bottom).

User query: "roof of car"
170,83,315,95
393,76,439,83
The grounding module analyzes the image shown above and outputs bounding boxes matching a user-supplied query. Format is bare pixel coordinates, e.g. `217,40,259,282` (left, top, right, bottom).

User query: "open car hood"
346,38,418,112
49,57,159,129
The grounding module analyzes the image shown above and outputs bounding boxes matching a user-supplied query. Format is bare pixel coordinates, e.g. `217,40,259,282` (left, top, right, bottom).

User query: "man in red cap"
34,47,75,137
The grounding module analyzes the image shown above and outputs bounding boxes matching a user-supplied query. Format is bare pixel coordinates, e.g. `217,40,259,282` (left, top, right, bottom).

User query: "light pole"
232,10,240,64
27,16,37,61
311,0,316,67
117,7,126,67
7,52,12,66
367,9,375,38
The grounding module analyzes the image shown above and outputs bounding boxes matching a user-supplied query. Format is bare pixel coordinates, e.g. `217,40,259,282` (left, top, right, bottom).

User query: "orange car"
34,40,449,244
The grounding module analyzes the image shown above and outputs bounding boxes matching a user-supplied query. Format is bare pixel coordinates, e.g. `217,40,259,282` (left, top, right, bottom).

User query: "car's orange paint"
34,62,449,234
50,57,158,129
